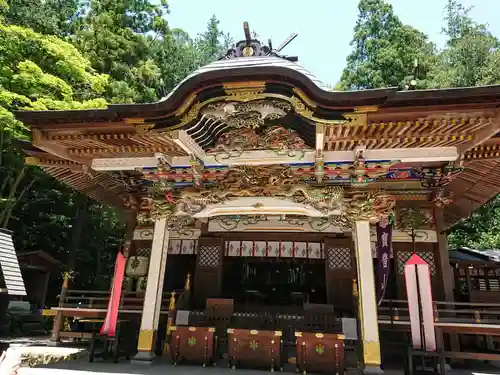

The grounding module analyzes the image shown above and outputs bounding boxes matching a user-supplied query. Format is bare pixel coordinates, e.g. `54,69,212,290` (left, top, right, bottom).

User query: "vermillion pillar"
133,217,169,363
354,220,382,373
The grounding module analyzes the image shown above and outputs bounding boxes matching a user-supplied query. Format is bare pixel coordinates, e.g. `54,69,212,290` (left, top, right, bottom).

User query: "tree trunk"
67,196,88,271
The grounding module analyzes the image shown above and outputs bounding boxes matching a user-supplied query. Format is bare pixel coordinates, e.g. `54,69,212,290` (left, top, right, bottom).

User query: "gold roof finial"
352,278,358,299
168,291,176,311
184,273,191,292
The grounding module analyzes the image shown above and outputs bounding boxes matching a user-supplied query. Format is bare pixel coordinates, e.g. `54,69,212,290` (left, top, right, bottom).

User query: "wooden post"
163,291,177,356
354,220,382,373
50,271,70,344
133,217,169,362
434,207,461,356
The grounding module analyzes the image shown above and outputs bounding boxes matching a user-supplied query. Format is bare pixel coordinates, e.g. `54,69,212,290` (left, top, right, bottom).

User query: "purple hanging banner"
376,220,393,305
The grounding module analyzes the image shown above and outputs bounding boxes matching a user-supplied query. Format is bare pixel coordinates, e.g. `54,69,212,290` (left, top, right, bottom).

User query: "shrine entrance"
222,255,326,308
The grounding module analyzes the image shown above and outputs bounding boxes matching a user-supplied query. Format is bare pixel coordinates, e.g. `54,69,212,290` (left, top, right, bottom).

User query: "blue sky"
166,0,500,87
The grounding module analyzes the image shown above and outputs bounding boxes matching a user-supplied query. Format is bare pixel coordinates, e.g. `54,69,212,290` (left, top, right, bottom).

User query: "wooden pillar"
434,207,461,357
434,207,454,301
133,217,169,362
354,220,382,373
40,271,50,308
50,272,70,344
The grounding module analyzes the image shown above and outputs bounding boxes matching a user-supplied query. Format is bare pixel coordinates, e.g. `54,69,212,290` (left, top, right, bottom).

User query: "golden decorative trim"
363,340,381,366
315,333,324,338
227,328,234,333
294,332,303,337
338,334,345,340
170,326,177,331
274,331,282,337
224,86,266,102
180,101,203,126
208,327,216,332
223,81,266,90
292,88,317,108
137,329,154,352
68,145,178,155
188,327,196,331
175,93,197,116
343,112,368,127
250,330,258,335
135,124,155,134
124,118,145,124
354,106,378,113
290,96,314,118
24,156,41,165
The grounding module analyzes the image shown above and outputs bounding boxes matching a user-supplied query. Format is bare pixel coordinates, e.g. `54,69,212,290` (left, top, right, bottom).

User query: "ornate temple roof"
158,56,328,104
14,23,500,229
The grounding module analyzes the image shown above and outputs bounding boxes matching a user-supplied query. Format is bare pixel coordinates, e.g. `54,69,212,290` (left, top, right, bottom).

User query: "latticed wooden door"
193,237,224,307
393,242,442,299
323,237,356,312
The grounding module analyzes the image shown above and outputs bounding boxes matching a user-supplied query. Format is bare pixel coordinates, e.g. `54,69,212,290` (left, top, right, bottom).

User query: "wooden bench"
59,331,93,340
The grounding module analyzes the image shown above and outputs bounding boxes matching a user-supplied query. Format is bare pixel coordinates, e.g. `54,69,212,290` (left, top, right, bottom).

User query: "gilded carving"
203,99,292,129
175,93,197,116
432,188,453,207
290,96,314,118
223,82,265,102
343,113,368,127
347,190,396,223
137,165,350,220
180,101,203,125
283,184,345,213
211,125,308,156
292,88,317,108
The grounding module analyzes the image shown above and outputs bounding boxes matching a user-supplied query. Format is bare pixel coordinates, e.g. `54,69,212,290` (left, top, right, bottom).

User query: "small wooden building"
450,247,500,303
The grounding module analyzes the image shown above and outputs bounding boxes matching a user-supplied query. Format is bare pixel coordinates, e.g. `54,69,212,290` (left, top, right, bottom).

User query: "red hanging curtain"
100,252,126,336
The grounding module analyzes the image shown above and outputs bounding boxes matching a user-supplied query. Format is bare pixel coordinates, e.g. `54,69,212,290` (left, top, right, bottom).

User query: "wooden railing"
378,299,500,326
52,289,180,312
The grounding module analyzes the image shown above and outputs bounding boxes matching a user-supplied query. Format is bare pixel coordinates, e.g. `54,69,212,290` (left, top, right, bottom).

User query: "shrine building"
15,26,500,372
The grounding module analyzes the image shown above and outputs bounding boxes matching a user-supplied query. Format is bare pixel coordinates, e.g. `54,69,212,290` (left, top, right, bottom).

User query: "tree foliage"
341,0,500,250
1,0,231,295
3,0,499,298
340,0,436,90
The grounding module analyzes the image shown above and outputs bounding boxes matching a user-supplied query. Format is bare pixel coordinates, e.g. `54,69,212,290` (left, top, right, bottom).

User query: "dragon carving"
211,125,308,153
347,191,396,223
282,184,345,213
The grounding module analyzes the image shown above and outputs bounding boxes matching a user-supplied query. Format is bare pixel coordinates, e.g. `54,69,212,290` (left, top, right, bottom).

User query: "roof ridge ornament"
220,22,298,62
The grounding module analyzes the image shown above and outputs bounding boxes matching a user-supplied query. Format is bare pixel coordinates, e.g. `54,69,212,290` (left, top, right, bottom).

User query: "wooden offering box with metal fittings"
227,328,283,371
295,332,345,375
170,326,216,367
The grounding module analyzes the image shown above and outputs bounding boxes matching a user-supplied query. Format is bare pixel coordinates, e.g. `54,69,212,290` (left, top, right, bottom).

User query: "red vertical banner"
101,252,127,336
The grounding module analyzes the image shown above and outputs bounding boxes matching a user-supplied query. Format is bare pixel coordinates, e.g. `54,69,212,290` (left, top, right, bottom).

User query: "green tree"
0,21,126,292
340,0,435,90
195,15,233,66
2,0,80,37
426,0,500,88
72,0,169,103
